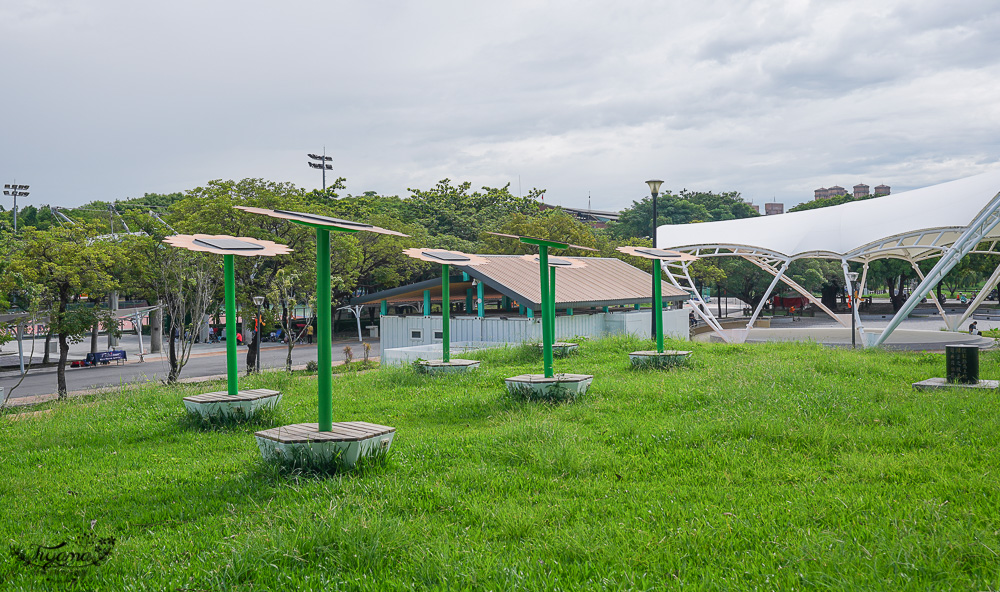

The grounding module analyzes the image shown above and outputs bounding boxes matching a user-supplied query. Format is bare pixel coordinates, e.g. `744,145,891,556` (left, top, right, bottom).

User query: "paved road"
0,337,378,402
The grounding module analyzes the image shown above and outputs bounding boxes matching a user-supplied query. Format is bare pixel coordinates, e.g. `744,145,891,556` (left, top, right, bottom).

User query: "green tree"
608,189,758,240
12,225,119,396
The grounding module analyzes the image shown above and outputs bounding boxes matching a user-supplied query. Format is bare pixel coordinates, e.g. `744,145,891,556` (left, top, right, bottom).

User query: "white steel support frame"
744,255,848,327
871,193,1000,347
954,261,1000,330
662,260,731,343
337,304,366,343
907,259,954,329
745,258,791,332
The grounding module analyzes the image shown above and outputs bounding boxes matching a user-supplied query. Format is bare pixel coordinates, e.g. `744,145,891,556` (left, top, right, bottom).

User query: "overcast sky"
3,1,1000,213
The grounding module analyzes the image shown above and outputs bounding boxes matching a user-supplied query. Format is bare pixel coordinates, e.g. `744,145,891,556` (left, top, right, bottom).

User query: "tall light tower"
307,149,333,192
3,182,29,232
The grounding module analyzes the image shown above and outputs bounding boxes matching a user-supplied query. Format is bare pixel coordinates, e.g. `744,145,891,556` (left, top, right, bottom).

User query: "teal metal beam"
423,290,431,317
477,281,484,318
381,300,388,315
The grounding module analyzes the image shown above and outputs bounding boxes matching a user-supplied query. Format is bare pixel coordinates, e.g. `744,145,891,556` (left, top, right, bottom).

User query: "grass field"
2,335,999,591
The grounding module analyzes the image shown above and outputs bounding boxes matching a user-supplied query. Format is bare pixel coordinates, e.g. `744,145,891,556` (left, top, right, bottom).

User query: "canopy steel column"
873,195,1000,347
662,261,730,342
908,260,952,329
745,259,790,331
746,255,847,327
955,261,1000,330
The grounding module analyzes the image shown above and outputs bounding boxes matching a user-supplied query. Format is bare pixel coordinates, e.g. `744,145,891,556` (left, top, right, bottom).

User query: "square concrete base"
535,342,579,356
255,422,395,468
183,389,282,420
415,359,481,374
629,350,693,368
912,377,1000,391
505,373,593,401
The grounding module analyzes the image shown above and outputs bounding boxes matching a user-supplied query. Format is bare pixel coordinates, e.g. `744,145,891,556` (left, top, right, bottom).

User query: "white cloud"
2,0,1000,212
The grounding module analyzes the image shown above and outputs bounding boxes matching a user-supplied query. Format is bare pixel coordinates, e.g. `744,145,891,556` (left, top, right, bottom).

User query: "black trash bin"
945,344,979,384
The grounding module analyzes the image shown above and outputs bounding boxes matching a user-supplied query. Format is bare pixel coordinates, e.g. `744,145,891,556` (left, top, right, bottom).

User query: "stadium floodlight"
4,181,29,231
307,148,334,192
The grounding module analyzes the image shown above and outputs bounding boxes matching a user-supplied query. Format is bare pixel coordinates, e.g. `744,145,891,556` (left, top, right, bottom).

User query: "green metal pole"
477,281,484,318
526,308,533,318
423,290,431,317
316,228,332,432
538,246,553,378
442,264,450,363
380,300,388,315
549,266,556,343
223,254,238,396
653,262,664,353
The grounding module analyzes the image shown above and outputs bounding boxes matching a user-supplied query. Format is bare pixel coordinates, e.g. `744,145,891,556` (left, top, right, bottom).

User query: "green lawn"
2,336,999,591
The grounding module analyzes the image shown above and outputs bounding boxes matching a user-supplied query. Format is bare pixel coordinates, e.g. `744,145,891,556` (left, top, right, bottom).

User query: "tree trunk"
42,329,53,364
168,328,179,383
888,275,906,311
90,321,99,355
150,303,162,354
57,332,69,398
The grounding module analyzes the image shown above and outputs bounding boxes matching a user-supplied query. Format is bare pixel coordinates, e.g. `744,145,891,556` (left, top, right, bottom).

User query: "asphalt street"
0,337,378,402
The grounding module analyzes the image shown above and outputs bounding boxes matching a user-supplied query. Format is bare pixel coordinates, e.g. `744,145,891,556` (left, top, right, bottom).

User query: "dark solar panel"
193,238,265,251
637,248,682,258
275,210,374,228
422,250,471,262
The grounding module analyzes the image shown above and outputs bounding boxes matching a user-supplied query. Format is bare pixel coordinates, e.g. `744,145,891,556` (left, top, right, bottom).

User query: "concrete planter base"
629,350,693,368
505,373,593,402
183,389,282,420
415,359,481,374
535,342,579,356
912,377,1000,391
255,422,396,469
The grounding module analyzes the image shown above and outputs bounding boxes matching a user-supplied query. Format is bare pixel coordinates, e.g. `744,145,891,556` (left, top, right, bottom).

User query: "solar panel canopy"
193,238,265,251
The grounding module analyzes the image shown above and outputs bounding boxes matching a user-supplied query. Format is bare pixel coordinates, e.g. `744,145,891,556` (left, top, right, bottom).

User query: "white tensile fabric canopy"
657,169,1000,262
653,169,1000,347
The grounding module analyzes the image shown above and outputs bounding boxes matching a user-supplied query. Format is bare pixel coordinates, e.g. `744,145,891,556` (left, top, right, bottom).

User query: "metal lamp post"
846,271,859,348
253,295,265,372
4,182,29,232
646,180,663,336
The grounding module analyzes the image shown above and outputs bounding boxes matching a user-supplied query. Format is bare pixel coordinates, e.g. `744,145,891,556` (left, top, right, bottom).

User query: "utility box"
946,344,979,384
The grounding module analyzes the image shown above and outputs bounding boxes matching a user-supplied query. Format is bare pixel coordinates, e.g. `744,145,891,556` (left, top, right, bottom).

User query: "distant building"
764,202,784,215
751,204,760,214
815,182,889,200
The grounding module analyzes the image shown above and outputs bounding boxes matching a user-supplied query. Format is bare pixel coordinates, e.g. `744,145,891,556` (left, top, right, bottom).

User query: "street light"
846,271,859,348
646,179,664,337
253,295,265,372
307,149,334,192
3,182,29,232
